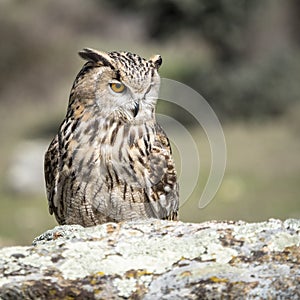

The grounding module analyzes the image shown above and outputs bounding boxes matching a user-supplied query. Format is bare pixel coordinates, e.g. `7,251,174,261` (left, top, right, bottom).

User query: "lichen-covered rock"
0,219,299,299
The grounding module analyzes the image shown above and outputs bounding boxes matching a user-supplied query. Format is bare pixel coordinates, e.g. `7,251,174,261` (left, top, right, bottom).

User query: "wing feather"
44,135,61,220
146,124,179,220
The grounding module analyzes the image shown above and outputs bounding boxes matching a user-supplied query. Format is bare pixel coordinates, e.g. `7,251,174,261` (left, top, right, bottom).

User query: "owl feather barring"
44,48,179,226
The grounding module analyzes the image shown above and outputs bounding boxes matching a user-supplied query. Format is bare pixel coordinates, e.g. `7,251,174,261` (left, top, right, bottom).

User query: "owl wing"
44,135,63,223
146,123,179,220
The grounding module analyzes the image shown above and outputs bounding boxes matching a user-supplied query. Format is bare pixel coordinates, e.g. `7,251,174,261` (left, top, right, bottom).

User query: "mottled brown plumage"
44,48,179,226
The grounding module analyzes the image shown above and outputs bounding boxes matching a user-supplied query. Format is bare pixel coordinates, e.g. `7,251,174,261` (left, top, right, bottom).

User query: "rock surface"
0,219,299,299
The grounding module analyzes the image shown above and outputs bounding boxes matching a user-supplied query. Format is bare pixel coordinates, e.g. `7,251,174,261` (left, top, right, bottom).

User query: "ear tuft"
78,48,113,67
149,54,162,70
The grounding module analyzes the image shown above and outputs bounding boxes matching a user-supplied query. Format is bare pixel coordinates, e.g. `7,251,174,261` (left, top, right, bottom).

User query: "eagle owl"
44,48,179,226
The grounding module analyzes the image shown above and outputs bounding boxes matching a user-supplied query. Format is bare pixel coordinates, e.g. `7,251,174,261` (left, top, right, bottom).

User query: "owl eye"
109,82,126,93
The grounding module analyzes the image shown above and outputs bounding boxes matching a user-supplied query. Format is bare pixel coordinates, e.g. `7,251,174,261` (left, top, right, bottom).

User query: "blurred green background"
1,0,300,246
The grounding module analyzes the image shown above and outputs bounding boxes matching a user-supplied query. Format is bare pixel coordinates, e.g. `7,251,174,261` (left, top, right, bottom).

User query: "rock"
0,219,299,299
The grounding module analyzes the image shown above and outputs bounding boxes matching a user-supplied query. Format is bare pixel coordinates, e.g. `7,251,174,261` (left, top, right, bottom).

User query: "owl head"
72,48,162,123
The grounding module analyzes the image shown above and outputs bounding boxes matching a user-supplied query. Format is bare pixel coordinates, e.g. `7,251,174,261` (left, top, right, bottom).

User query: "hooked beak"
132,101,139,117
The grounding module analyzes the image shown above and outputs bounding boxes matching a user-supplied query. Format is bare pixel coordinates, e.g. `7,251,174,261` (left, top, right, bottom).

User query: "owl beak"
133,101,139,117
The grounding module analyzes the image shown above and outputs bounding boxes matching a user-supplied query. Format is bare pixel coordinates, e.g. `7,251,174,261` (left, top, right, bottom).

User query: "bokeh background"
1,0,300,246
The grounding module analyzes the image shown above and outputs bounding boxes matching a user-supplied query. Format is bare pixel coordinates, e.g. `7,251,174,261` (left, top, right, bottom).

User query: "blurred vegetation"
0,0,300,246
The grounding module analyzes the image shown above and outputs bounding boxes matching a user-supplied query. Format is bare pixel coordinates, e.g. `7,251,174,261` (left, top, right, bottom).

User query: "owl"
44,48,179,226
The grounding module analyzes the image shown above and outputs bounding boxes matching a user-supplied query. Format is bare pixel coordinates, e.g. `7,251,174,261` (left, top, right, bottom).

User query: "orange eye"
110,82,126,93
